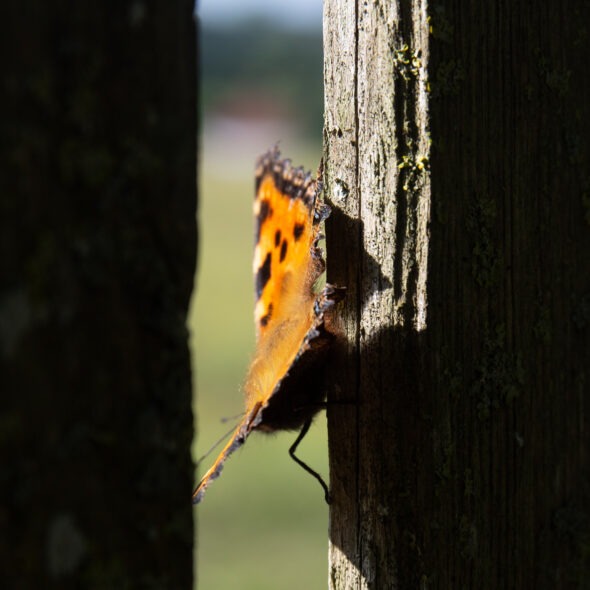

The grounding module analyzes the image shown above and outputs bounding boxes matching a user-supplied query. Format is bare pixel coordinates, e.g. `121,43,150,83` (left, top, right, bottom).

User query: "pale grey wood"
323,0,363,587
325,0,590,587
324,0,431,588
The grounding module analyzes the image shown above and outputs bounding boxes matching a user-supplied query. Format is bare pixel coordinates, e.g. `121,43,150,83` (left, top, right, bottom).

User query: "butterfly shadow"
324,207,439,582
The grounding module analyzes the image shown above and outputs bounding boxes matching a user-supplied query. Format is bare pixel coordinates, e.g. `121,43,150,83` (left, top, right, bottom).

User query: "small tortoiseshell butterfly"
193,147,344,504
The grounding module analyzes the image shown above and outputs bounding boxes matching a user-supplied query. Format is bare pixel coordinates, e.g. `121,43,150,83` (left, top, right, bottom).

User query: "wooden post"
1,2,197,587
324,0,589,588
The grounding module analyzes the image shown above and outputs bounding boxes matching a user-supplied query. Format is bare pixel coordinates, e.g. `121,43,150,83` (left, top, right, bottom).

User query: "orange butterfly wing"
192,148,343,504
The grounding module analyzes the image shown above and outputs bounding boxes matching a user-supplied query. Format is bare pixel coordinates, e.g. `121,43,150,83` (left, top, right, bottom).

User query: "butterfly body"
193,148,344,504
248,298,336,432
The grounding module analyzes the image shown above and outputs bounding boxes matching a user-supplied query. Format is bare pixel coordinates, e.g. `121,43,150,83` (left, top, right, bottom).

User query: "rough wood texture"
324,0,589,588
0,2,197,588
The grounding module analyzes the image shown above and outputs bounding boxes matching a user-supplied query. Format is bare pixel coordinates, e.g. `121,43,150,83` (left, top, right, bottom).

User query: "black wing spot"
260,303,274,327
255,252,272,299
280,239,288,263
274,229,281,247
293,223,305,241
259,200,272,221
255,200,272,242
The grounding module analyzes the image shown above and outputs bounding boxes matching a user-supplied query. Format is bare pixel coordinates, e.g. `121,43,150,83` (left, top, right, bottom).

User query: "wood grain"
324,0,589,588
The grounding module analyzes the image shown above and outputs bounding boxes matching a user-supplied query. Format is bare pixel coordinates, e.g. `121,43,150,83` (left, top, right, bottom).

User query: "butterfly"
192,147,344,504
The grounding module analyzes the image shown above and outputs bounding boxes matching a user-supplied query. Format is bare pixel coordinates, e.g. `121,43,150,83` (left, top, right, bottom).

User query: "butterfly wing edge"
192,403,263,504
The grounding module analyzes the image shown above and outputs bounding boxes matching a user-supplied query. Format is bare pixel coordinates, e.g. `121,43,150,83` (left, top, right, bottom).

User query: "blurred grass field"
189,136,328,590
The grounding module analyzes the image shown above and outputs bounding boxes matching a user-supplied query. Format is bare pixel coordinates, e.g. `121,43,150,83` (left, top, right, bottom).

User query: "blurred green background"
189,10,328,590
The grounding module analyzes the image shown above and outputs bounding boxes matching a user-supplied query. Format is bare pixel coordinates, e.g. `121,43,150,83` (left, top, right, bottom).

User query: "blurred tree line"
201,20,323,138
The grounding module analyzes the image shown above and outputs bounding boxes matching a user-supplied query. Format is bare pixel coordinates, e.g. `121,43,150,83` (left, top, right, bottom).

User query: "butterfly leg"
289,419,331,504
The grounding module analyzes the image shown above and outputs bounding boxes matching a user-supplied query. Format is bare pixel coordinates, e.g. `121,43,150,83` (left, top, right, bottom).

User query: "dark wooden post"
324,0,589,588
1,2,197,588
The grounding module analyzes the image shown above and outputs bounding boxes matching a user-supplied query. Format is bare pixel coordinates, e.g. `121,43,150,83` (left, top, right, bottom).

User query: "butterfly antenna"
220,411,246,424
197,422,240,465
289,419,331,504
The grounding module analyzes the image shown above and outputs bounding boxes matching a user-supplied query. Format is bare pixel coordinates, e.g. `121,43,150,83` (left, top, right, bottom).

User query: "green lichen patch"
533,302,551,344
470,325,525,420
431,59,465,98
463,468,474,498
428,5,454,44
458,514,478,559
394,44,423,81
466,194,500,288
442,357,463,401
536,50,571,98
398,153,429,193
